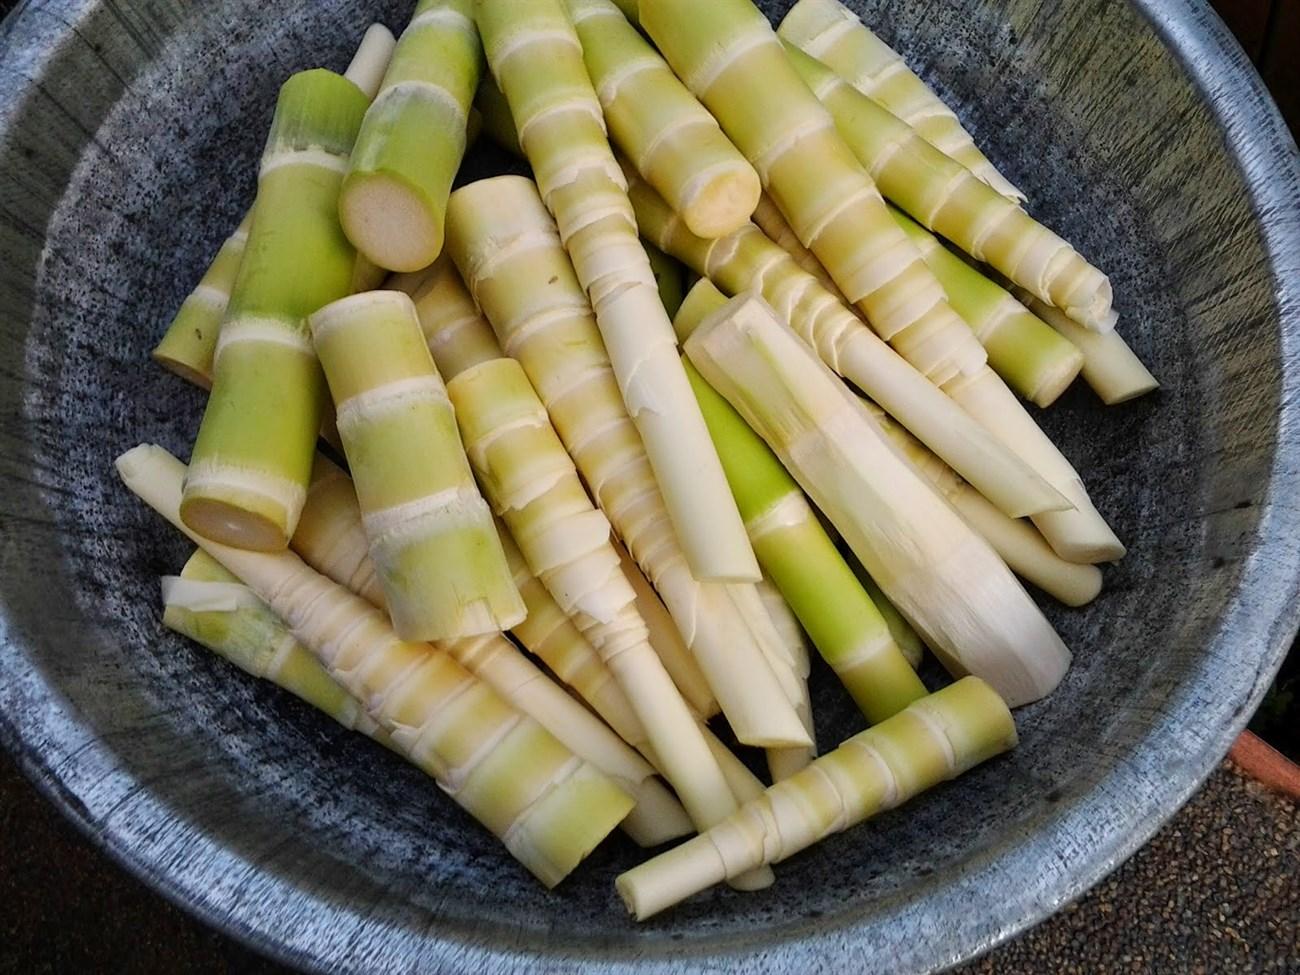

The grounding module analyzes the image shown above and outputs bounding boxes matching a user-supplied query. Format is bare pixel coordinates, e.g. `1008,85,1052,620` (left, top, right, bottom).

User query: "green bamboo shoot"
180,70,369,551
566,0,760,238
476,0,759,583
341,1,481,272
888,207,1083,406
1019,289,1158,405
682,349,928,724
617,676,1017,918
685,294,1072,707
308,290,523,639
162,549,384,739
782,42,1115,332
286,457,688,846
151,25,397,387
119,444,633,887
447,356,782,844
854,566,925,670
634,176,1066,519
639,0,989,388
152,216,252,389
445,175,809,749
778,0,1025,201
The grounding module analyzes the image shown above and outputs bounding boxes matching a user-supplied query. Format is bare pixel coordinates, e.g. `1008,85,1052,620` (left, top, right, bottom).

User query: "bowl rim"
1,0,1298,972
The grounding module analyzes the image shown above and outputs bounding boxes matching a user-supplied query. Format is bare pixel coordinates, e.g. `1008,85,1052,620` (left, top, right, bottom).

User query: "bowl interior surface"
1,0,1298,972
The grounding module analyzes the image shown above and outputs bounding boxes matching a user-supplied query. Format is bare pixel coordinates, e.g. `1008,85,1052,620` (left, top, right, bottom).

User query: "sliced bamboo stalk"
639,0,989,388
863,401,1104,606
286,457,687,846
180,70,370,551
445,175,808,749
613,539,719,719
566,0,760,238
1018,289,1158,405
476,0,759,583
307,290,523,640
151,25,397,387
682,347,928,724
162,549,385,739
634,177,1066,519
778,0,1025,201
617,676,1017,918
341,1,481,272
119,444,633,887
888,206,1083,406
447,355,775,844
782,42,1115,332
685,294,1072,707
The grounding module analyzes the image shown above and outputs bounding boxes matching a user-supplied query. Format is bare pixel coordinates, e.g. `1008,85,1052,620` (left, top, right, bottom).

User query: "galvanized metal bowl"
1,0,1298,971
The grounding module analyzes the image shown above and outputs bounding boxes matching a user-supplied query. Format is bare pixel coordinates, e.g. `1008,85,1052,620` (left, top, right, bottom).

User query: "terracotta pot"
1230,731,1300,800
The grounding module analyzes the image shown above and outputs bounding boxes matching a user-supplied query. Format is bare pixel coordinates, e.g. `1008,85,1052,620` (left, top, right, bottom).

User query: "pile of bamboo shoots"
128,0,1156,919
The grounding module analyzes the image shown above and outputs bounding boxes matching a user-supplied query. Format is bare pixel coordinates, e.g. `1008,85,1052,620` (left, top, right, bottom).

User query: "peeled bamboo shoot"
120,444,634,887
782,42,1115,332
476,0,759,583
617,676,1018,918
888,207,1083,406
633,175,1065,519
1020,289,1158,405
685,294,1072,707
639,0,990,388
308,290,523,640
445,174,808,748
447,355,780,840
778,0,1025,201
162,549,384,738
566,0,760,238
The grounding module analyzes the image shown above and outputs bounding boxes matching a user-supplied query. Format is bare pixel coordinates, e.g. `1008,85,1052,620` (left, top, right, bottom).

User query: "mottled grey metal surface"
0,0,1297,973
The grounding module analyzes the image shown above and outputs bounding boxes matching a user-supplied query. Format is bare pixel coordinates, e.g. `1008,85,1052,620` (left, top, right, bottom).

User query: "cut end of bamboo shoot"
340,174,445,273
679,165,763,240
178,491,295,552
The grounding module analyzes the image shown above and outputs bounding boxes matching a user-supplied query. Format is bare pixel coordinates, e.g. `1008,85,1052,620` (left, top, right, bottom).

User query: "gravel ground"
1,755,1295,973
